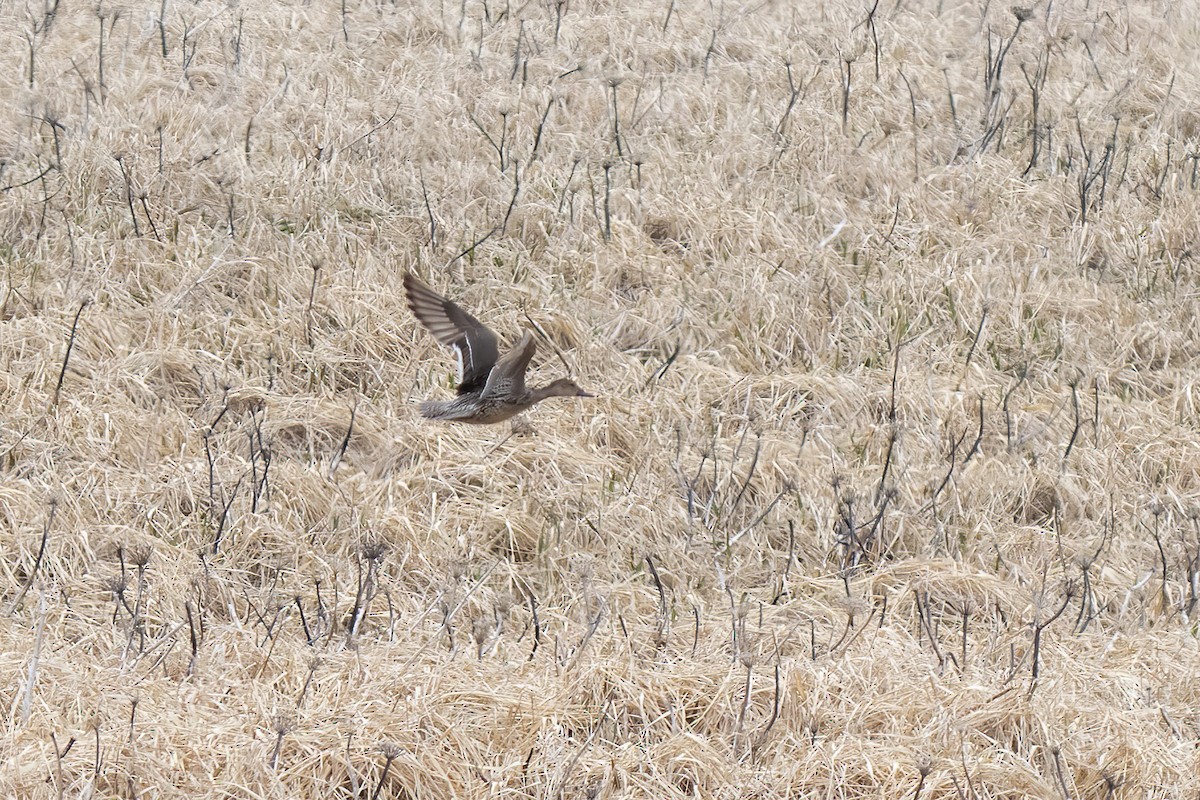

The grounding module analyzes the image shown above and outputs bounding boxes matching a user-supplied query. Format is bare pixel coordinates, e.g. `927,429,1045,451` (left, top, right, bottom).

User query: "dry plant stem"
1074,555,1099,633
1148,508,1170,612
305,261,321,347
179,19,197,76
567,606,605,669
469,110,509,172
529,95,554,161
609,81,624,157
1,157,54,192
646,340,680,386
115,154,140,235
770,522,797,604
127,696,138,746
122,546,152,661
138,193,160,240
555,693,613,800
878,199,901,247
725,582,741,662
958,603,970,671
910,768,928,800
51,300,88,408
295,657,319,705
232,14,243,66
862,0,882,79
914,591,946,669
751,663,782,756
733,661,753,755
729,487,789,545
1187,521,1200,617
328,400,357,479
961,396,985,465
521,310,575,375
1021,45,1051,176
248,412,271,512
1062,377,1082,466
344,105,402,154
316,578,336,646
137,620,188,678
702,27,719,78
43,114,66,169
1029,584,1076,688
341,731,365,797
24,32,36,89
645,555,669,644
840,56,853,133
268,715,291,770
91,721,101,779
897,69,919,180
185,600,201,676
959,306,988,388
209,474,244,554
418,167,438,248
979,15,1027,150
1002,367,1028,450
555,158,579,214
1073,117,1119,223
223,187,235,238
20,588,49,723
832,605,877,658
371,745,402,800
929,427,966,511
50,731,74,800
9,499,57,613
96,8,108,93
773,61,805,140
395,560,500,678
730,434,761,517
346,542,385,641
525,592,541,660
1051,746,1072,800
601,160,613,240
157,0,168,58
551,0,566,44
451,163,521,261
877,425,897,505
294,595,314,643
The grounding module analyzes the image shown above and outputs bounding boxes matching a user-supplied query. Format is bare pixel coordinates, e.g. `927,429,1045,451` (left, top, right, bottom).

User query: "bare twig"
52,300,89,408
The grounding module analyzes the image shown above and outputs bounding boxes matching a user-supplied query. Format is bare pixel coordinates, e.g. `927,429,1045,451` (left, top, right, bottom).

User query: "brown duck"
404,272,592,424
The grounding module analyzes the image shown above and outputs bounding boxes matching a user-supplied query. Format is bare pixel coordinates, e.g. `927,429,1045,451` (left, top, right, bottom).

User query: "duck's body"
403,272,592,424
419,379,574,424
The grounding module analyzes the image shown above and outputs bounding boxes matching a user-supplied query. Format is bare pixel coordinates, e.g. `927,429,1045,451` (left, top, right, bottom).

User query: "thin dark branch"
52,300,89,408
9,500,58,613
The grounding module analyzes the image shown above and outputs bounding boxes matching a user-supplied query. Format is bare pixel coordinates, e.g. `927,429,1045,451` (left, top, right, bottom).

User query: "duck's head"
542,378,594,398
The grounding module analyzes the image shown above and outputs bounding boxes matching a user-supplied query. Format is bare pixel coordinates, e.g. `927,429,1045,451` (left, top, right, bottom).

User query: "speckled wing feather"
404,272,500,395
481,330,536,399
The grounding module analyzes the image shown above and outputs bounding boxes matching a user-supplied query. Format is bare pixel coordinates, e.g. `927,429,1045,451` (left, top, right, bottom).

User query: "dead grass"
3,0,1200,797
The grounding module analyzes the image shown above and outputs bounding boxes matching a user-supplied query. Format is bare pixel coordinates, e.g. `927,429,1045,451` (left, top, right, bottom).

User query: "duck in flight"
403,272,593,424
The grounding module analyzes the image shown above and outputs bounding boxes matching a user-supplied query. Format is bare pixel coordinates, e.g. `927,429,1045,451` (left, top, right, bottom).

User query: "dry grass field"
3,0,1200,796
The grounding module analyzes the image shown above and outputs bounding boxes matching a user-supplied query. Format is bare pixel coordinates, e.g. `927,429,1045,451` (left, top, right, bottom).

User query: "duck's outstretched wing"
482,330,536,398
404,272,500,394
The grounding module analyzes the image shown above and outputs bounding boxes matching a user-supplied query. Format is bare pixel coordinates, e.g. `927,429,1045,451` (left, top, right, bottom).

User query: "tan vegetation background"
3,0,1200,796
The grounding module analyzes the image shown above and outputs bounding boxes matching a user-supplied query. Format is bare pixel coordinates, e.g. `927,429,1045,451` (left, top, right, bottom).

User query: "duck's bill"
577,389,595,397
